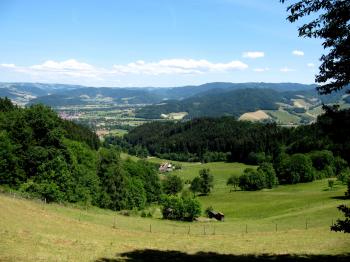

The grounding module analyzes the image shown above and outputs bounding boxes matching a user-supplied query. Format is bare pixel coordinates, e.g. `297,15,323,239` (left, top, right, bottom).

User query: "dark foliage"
124,117,290,164
136,88,282,119
0,98,161,211
61,120,100,150
281,0,350,94
0,97,16,112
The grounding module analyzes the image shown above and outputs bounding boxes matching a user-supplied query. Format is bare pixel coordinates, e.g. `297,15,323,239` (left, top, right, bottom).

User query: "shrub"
140,210,152,218
337,168,350,184
161,195,201,221
239,168,266,191
308,150,334,171
19,180,64,203
334,156,348,176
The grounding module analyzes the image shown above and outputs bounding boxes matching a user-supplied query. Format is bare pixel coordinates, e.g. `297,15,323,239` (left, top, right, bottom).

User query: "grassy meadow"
1,158,350,261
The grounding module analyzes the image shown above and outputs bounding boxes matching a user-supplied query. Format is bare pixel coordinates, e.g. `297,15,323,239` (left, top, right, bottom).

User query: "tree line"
114,107,350,166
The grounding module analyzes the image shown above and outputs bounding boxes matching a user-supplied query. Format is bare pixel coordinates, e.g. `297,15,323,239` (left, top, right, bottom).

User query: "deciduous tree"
281,0,350,94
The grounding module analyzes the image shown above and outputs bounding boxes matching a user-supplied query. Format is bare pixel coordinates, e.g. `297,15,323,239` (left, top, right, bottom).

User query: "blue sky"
0,0,323,87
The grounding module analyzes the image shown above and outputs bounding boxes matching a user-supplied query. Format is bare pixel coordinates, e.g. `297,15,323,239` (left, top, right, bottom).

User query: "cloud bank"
0,58,248,81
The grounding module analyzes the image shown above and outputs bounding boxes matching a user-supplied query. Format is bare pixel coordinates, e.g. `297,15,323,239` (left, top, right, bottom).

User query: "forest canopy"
0,97,161,210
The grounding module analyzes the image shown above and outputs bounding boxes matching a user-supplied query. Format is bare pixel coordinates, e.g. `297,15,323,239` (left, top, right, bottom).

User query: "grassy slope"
265,109,301,125
1,159,350,261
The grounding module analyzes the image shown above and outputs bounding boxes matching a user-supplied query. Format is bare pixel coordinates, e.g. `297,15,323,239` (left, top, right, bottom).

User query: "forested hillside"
136,88,282,119
124,108,349,163
136,87,349,119
122,117,289,162
0,97,161,210
107,106,350,188
28,87,163,106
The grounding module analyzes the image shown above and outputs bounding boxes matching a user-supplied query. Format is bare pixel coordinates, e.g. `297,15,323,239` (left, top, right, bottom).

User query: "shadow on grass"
330,195,349,200
96,249,350,262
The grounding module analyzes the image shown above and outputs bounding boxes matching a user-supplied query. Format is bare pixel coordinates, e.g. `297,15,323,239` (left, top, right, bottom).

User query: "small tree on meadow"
199,168,214,195
190,169,214,195
227,175,240,191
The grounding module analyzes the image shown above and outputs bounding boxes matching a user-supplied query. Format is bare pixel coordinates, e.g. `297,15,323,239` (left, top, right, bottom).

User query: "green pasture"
1,157,349,261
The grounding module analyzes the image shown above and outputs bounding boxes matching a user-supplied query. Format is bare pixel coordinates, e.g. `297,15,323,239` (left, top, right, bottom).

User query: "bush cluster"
161,195,201,221
238,164,278,191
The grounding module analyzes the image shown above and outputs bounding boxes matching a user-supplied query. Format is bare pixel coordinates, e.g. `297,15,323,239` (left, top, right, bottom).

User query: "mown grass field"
1,159,350,261
265,109,301,125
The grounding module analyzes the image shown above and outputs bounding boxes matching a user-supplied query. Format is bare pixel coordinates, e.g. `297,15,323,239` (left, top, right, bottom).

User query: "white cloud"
307,63,315,68
292,50,304,56
280,67,295,72
253,67,269,72
30,59,95,71
112,59,248,75
0,63,16,68
242,51,265,59
0,58,249,84
0,59,105,80
28,59,100,78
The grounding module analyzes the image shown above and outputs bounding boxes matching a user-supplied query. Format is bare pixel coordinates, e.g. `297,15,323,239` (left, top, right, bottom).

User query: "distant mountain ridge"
136,86,349,120
0,81,318,106
0,82,350,125
1,81,348,125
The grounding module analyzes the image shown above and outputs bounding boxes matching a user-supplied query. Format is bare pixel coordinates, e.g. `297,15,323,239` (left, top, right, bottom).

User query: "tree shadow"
330,195,349,200
96,249,350,262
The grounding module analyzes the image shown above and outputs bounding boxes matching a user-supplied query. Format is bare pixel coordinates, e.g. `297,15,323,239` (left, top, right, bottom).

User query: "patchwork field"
1,159,349,261
239,110,271,121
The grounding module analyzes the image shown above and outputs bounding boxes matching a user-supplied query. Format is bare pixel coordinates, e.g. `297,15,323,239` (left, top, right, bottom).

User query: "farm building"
208,210,225,221
159,162,174,173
